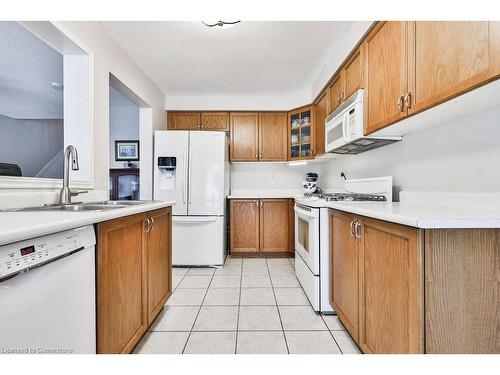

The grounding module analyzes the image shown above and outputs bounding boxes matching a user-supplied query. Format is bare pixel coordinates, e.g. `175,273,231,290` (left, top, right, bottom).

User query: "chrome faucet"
59,145,87,204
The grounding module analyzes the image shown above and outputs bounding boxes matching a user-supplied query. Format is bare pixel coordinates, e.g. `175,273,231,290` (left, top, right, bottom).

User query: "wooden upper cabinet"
146,208,172,326
97,213,148,354
230,112,259,161
259,199,289,252
258,112,287,161
328,73,345,114
167,111,200,130
358,217,424,354
230,199,260,252
200,112,229,131
407,21,493,115
364,21,408,134
330,210,360,342
344,47,364,99
314,91,328,156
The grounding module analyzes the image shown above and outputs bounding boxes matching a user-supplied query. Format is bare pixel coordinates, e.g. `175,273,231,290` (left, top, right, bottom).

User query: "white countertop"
0,201,175,246
296,192,500,229
228,189,302,199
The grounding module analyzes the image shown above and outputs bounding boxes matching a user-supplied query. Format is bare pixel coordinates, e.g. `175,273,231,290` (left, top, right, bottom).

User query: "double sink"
4,201,148,212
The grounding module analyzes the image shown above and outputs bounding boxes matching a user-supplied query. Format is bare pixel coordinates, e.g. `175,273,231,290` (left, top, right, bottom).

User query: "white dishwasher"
0,226,96,354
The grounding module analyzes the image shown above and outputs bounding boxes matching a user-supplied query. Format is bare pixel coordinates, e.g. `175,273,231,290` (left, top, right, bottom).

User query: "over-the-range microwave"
325,89,401,154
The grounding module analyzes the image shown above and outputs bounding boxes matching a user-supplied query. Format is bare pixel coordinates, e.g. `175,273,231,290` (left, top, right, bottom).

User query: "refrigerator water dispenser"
157,156,176,189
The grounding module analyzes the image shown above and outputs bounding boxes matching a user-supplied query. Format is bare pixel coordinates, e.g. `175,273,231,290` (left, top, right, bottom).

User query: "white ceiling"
101,21,352,99
0,21,63,119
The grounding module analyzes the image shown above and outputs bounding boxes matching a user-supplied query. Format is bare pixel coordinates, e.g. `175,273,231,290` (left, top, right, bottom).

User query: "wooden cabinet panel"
344,47,363,99
230,112,259,161
259,199,289,252
364,21,408,134
258,112,287,161
146,208,172,326
424,229,500,354
97,213,148,354
201,112,229,131
328,74,345,114
230,199,260,252
358,217,423,354
408,21,492,115
314,91,328,156
330,210,360,341
167,111,200,130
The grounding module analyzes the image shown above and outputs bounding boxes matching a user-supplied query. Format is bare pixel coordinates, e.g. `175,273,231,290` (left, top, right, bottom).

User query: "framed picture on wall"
115,140,140,161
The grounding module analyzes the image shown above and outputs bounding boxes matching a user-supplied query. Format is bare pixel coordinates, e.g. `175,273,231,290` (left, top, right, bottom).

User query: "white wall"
321,106,500,197
230,163,321,191
109,88,140,169
54,21,165,194
0,114,63,178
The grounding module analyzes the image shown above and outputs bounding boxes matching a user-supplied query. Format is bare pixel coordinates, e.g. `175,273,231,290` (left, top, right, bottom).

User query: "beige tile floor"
134,256,361,354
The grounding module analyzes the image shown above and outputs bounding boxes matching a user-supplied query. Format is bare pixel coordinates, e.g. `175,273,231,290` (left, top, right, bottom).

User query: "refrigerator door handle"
173,217,218,223
188,142,193,204
182,145,187,204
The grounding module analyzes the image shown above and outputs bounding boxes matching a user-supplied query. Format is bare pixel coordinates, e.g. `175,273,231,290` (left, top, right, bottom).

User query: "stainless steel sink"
91,200,148,206
2,203,128,212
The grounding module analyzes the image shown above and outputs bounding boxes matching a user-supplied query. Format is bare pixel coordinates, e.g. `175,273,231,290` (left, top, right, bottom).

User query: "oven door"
294,203,320,275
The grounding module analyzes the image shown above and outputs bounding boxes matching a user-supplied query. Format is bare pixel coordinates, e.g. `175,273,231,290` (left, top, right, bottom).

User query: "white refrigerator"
154,131,230,266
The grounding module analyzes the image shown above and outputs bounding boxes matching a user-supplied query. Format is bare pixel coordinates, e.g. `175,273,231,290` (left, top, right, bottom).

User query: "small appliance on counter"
302,172,320,194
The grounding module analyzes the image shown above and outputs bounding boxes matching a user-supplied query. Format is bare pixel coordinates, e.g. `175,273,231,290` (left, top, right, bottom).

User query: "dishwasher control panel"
0,225,95,279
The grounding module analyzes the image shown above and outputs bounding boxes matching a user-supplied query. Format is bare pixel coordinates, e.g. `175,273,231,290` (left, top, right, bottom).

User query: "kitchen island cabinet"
96,207,172,354
329,208,499,354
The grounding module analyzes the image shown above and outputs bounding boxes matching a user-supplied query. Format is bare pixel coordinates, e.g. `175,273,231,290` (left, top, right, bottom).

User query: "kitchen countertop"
296,194,500,229
228,189,302,199
0,200,175,246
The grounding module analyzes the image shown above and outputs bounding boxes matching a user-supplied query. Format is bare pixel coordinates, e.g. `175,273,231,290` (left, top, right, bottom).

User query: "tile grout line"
321,314,344,354
234,258,244,354
266,258,290,354
180,268,216,354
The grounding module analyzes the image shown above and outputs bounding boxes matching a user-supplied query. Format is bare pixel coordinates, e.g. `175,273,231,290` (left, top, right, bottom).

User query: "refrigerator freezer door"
188,131,226,216
172,216,225,266
154,131,189,215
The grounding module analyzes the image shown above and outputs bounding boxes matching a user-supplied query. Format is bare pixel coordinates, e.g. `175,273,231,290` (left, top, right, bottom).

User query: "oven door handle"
294,205,319,218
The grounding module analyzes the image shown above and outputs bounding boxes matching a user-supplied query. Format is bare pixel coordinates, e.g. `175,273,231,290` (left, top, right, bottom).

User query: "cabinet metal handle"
355,222,362,239
197,123,201,129
255,201,259,208
260,201,263,208
341,91,346,101
149,217,155,232
338,94,342,104
397,95,405,112
404,92,412,109
144,218,152,232
350,221,356,237
200,123,204,129
255,153,258,159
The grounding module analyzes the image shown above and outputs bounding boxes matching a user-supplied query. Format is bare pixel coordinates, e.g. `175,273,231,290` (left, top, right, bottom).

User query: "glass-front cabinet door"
288,106,314,160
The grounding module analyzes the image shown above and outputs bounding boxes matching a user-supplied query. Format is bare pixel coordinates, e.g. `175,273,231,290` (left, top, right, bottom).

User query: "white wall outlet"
269,175,275,185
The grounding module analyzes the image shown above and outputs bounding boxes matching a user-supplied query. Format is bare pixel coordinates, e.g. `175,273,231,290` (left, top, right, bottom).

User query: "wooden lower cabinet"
330,209,500,354
259,199,290,252
96,208,172,354
146,209,173,325
358,217,423,354
330,211,360,341
230,199,260,252
230,198,294,255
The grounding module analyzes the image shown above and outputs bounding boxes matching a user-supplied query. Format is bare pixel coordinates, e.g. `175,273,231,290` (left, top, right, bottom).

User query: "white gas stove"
294,177,393,313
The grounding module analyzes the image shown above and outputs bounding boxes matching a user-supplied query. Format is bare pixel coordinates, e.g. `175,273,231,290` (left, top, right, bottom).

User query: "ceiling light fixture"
201,20,241,29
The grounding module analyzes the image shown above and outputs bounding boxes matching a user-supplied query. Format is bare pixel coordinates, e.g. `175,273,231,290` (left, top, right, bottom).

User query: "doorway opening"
109,74,153,200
